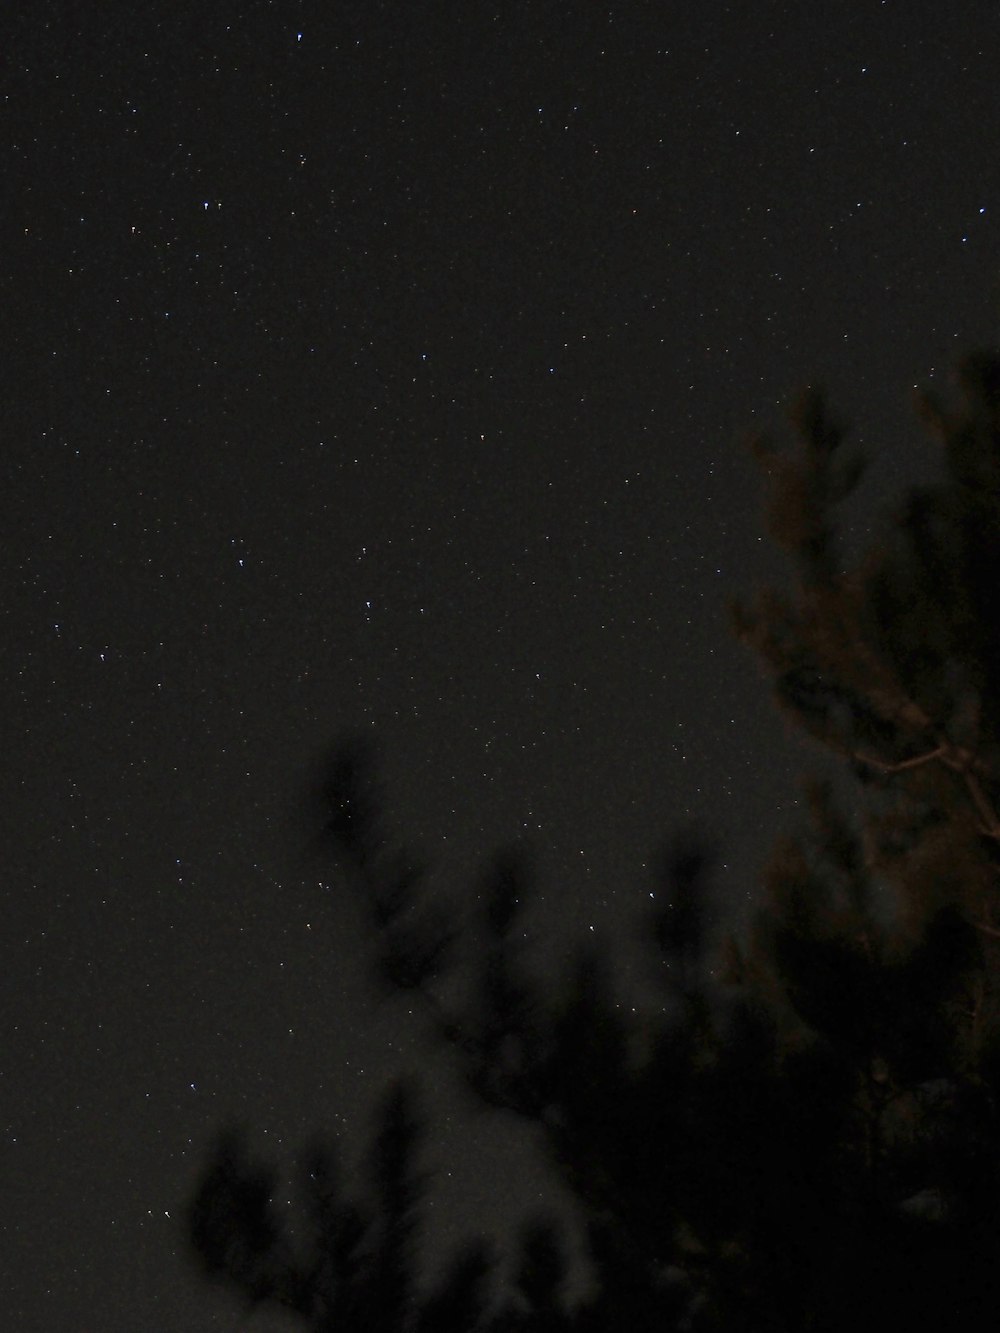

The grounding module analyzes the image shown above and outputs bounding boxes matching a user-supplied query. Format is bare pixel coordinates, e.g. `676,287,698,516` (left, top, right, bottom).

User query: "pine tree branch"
960,768,1000,842
853,732,1000,939
851,746,947,773
853,741,1000,841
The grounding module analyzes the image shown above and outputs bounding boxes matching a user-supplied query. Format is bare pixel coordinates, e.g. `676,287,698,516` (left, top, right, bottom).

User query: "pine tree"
723,350,1000,1327
188,351,1000,1331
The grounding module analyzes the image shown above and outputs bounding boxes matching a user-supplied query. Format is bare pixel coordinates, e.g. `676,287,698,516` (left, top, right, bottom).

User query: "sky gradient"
5,2,1000,1328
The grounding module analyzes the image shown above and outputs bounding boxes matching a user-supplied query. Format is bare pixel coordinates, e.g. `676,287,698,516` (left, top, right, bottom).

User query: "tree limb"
852,746,947,773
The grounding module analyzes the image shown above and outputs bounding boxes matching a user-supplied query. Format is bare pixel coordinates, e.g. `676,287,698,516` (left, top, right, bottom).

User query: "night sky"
5,2,1000,1328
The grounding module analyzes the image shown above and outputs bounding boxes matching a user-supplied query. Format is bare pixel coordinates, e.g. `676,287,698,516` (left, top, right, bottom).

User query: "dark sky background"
4,2,1000,1328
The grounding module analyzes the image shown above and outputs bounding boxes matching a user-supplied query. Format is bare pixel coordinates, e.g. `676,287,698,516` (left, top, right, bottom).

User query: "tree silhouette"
188,350,1000,1330
723,349,1000,1326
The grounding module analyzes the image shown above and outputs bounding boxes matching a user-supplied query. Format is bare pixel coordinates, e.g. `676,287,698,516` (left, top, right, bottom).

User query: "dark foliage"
189,351,1000,1330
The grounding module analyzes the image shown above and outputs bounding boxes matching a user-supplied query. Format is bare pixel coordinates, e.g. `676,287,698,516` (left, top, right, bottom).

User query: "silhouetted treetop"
189,350,1000,1333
